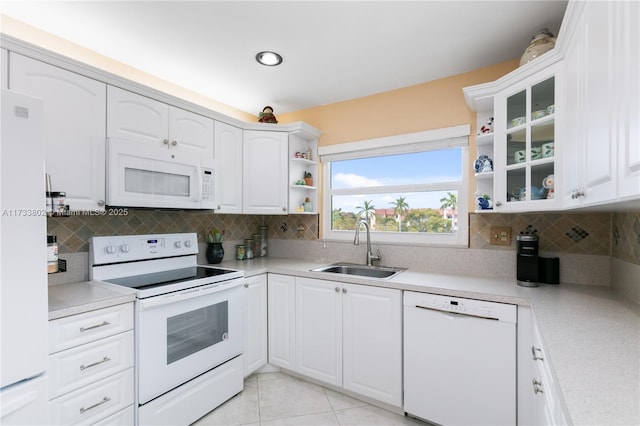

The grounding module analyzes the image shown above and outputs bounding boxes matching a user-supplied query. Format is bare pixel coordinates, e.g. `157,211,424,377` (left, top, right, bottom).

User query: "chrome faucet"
354,219,382,266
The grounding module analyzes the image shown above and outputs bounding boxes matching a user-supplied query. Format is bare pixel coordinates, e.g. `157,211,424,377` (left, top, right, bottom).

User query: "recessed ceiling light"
255,51,283,66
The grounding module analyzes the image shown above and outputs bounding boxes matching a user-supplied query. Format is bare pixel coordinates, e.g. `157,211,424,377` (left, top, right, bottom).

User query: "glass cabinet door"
502,74,556,207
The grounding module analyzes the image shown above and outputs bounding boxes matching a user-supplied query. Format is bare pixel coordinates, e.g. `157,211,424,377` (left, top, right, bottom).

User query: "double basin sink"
311,262,406,279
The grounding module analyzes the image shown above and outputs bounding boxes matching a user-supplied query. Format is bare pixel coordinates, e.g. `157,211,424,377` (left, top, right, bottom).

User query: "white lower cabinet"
243,274,268,377
48,303,134,425
518,307,569,426
268,274,297,370
268,274,402,407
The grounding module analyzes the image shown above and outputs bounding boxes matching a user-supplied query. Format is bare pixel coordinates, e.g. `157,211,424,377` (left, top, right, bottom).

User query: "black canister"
517,233,539,287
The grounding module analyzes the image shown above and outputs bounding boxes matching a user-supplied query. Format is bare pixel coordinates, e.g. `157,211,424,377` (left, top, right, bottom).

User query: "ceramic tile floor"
193,371,427,426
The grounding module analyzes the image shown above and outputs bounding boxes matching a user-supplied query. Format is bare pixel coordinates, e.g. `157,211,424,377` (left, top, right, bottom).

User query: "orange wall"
278,59,518,147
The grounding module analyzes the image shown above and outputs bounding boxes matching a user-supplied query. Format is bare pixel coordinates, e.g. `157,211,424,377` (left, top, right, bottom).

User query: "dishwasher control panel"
403,291,517,323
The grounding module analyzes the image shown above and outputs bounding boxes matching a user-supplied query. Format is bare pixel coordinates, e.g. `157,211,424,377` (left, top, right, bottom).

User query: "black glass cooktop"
104,266,235,291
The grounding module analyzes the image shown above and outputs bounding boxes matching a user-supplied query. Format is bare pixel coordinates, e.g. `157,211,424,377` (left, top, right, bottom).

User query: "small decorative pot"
304,177,313,186
206,243,224,264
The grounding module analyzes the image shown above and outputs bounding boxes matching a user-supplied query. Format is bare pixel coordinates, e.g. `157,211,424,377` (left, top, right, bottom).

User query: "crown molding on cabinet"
0,33,320,138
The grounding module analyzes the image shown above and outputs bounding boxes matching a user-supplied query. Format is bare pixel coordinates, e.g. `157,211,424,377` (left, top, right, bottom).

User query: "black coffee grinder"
517,231,539,287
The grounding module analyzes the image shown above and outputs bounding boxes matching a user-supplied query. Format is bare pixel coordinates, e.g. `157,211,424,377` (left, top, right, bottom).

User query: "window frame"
319,125,470,247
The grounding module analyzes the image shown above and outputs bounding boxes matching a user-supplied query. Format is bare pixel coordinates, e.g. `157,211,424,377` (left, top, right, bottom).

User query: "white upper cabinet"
494,64,561,212
243,130,288,215
562,1,639,208
213,121,243,213
107,86,213,157
1,49,7,89
9,53,107,212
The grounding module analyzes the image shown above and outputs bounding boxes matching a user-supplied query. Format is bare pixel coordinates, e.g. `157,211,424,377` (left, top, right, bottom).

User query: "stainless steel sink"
311,263,406,279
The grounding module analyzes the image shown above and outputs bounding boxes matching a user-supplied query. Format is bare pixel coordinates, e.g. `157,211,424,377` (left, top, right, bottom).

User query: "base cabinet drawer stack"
48,303,134,425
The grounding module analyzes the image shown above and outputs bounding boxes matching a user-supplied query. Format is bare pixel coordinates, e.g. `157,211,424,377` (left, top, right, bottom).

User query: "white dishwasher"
403,291,517,426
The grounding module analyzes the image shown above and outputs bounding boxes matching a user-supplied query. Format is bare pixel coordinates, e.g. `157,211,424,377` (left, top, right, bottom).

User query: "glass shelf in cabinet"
290,184,317,190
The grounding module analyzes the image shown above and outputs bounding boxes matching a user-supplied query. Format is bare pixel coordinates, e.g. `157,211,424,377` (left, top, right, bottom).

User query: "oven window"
166,301,228,364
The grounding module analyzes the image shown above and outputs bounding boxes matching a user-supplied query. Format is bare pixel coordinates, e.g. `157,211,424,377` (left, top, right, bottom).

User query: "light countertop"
49,257,640,425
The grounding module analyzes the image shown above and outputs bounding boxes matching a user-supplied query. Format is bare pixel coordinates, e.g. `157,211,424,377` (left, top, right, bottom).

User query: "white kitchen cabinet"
243,274,267,377
293,277,403,407
243,130,288,215
267,274,297,370
48,303,134,426
562,1,639,208
9,53,107,212
295,277,343,387
1,48,7,89
213,121,243,213
493,64,562,211
107,85,214,157
517,307,569,426
342,283,402,406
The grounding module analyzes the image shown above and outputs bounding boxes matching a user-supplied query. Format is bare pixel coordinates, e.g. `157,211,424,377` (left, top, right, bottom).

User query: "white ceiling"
1,1,568,115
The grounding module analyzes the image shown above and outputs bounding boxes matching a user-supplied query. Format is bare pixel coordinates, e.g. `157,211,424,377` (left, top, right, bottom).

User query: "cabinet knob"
495,201,502,207
571,189,585,199
171,140,178,146
244,283,249,288
342,288,347,294
97,200,105,207
282,207,287,211
335,287,340,293
163,139,169,145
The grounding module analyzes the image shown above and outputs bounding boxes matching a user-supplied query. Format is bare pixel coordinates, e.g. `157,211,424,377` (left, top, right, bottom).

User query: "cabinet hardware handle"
531,345,544,361
532,378,544,394
335,287,340,293
571,189,585,199
97,200,105,206
80,396,111,414
342,288,347,293
80,356,111,371
171,140,178,146
217,205,221,210
244,283,249,288
495,201,502,207
163,139,169,145
282,207,287,211
79,321,110,332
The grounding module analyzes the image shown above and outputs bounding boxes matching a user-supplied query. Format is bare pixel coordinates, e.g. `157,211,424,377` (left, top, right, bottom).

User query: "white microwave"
107,138,215,209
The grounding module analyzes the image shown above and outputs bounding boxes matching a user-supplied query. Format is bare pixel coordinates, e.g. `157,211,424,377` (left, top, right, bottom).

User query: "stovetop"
102,266,237,291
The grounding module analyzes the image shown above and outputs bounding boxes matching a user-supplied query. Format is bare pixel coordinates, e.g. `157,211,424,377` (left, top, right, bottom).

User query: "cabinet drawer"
49,330,134,399
49,368,134,426
49,304,133,353
92,405,134,426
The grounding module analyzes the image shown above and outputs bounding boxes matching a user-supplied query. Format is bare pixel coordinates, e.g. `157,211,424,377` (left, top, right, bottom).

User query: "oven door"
136,279,245,404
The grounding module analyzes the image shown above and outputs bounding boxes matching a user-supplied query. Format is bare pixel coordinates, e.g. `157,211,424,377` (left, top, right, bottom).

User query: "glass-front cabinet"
494,64,561,211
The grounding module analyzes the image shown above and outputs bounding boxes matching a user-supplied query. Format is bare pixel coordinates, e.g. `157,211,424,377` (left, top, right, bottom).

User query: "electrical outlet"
490,226,512,246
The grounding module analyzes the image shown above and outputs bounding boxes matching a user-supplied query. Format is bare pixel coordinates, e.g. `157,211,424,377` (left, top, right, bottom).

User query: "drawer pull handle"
531,345,544,361
80,356,111,371
532,378,544,394
80,396,111,414
80,321,110,332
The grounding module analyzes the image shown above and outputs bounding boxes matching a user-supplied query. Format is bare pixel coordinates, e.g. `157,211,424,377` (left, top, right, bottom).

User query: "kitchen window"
320,126,469,246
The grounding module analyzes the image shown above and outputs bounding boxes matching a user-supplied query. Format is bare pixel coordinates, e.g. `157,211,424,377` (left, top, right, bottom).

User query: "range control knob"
174,241,182,248
105,245,117,254
119,244,130,253
184,240,192,248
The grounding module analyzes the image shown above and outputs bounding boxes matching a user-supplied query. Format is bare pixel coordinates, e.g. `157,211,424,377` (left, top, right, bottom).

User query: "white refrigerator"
0,89,49,424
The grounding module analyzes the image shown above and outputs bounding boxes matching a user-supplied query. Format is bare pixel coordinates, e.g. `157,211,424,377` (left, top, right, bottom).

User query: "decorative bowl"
546,104,555,115
532,110,546,120
511,116,526,127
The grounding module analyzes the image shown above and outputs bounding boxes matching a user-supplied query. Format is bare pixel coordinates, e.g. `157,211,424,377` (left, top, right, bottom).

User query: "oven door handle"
138,278,245,311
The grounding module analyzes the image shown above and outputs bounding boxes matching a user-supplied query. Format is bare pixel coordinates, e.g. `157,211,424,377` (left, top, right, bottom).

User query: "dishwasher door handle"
414,304,499,321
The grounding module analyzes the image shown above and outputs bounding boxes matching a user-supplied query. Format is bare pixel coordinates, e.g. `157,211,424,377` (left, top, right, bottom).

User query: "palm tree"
439,192,457,230
355,200,375,224
389,196,410,232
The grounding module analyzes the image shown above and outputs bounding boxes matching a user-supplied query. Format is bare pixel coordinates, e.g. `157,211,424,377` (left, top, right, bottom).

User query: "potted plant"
303,172,313,186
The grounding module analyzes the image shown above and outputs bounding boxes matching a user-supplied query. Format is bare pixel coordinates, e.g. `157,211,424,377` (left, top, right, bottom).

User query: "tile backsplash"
47,209,319,254
48,209,639,265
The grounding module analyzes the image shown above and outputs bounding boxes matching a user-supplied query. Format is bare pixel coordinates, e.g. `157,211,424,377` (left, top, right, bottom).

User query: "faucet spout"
354,219,381,266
